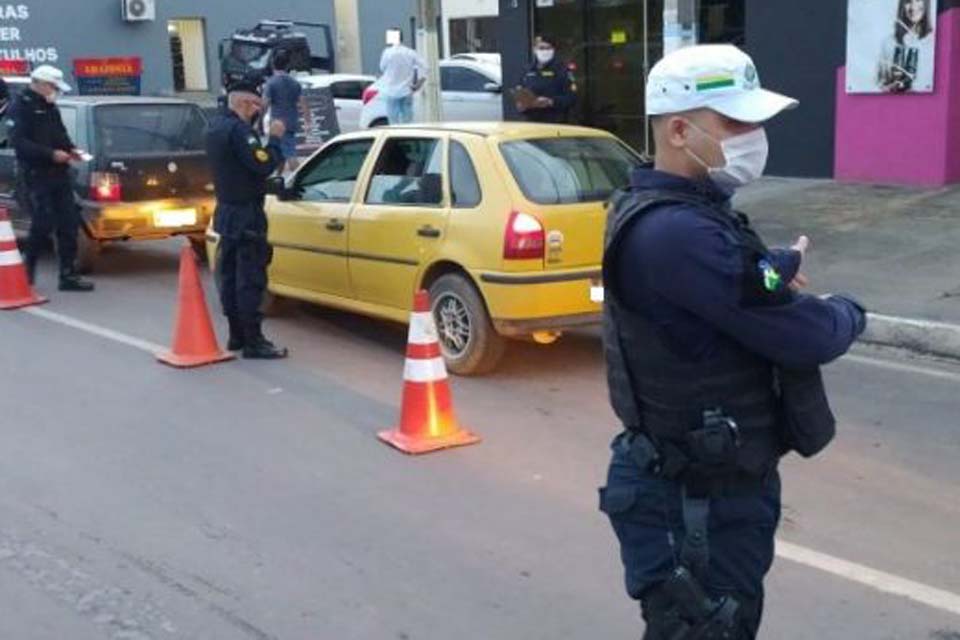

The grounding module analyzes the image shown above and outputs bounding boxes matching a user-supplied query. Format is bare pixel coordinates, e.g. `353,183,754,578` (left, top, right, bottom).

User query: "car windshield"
230,41,271,68
94,104,207,155
500,137,641,204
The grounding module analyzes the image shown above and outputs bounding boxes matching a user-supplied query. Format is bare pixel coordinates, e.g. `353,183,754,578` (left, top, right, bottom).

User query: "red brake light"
362,86,379,105
504,211,545,260
90,172,122,203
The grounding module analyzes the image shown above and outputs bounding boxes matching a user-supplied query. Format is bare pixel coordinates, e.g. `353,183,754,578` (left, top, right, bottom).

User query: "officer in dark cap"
206,78,288,359
514,34,577,123
599,45,867,639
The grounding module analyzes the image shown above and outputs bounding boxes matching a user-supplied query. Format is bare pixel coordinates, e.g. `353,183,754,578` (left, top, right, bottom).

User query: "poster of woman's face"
846,0,938,94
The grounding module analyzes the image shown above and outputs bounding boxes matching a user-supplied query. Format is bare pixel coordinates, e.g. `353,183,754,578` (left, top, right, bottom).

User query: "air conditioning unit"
122,0,156,22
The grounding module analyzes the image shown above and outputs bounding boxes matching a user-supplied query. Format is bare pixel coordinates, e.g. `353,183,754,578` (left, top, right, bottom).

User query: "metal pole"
416,0,443,122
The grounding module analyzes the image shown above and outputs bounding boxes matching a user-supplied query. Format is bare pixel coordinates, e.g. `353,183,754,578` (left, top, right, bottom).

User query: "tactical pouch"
685,409,741,469
777,367,836,458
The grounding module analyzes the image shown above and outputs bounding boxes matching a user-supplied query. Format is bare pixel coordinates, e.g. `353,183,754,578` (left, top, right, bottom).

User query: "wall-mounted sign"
0,57,28,75
846,0,938,94
73,57,143,95
0,4,60,64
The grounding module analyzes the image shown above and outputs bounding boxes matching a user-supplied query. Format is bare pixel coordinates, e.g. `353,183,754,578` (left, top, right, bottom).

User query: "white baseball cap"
646,44,797,123
31,65,71,93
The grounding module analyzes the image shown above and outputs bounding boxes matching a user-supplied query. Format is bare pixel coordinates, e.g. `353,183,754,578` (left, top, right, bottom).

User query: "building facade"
0,0,415,97
494,0,960,185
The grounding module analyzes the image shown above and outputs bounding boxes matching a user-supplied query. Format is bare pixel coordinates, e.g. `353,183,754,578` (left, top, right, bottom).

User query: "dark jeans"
216,232,271,328
25,178,79,274
599,432,781,638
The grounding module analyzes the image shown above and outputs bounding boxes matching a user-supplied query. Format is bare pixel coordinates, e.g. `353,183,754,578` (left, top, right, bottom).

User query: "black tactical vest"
603,188,785,481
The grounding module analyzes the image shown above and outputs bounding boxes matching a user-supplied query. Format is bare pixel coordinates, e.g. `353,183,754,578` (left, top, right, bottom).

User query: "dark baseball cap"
226,78,262,96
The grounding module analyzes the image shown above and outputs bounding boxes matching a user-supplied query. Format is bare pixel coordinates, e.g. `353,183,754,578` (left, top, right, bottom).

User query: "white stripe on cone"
0,221,14,242
408,311,439,345
0,249,23,267
404,357,448,383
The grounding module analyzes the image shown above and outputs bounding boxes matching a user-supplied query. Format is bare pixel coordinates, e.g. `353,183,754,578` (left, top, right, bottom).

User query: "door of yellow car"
348,135,449,311
268,138,375,299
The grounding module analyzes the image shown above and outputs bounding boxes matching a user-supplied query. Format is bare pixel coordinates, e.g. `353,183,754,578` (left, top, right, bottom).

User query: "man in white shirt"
379,29,428,124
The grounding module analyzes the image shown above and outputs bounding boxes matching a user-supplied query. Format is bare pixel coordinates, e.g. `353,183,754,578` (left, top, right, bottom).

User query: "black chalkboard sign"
297,86,341,154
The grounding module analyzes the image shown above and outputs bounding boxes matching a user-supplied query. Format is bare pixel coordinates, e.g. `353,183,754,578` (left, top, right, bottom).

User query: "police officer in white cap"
8,64,93,291
598,45,867,638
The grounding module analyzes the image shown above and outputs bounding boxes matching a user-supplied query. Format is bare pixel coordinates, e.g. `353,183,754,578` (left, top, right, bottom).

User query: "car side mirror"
483,82,502,94
266,176,291,199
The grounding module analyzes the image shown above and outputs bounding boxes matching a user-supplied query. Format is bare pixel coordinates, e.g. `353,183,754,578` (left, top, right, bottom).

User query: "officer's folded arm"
638,216,866,369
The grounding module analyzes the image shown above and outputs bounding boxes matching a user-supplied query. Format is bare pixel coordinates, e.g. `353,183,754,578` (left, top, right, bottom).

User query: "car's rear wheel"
429,274,505,376
370,117,389,128
75,230,100,274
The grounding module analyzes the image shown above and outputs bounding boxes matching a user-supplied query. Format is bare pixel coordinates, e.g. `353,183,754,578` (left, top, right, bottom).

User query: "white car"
297,73,376,133
359,58,503,128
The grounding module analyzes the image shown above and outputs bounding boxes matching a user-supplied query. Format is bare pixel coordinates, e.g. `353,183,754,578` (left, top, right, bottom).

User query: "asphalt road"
1,240,958,639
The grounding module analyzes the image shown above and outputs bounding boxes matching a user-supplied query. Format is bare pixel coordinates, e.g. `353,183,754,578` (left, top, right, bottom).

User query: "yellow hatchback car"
207,122,642,374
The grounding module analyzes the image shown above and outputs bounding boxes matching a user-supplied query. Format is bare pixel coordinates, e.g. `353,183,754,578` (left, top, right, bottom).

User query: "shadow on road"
286,301,604,379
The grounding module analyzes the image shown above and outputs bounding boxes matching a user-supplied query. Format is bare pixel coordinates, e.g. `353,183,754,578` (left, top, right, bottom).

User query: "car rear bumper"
476,267,603,336
82,198,215,241
492,312,600,337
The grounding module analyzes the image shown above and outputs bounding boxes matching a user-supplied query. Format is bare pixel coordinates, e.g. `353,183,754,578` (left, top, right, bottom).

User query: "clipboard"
510,86,539,112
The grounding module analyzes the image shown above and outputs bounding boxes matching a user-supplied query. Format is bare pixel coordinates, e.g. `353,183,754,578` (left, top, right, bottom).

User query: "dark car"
0,95,215,272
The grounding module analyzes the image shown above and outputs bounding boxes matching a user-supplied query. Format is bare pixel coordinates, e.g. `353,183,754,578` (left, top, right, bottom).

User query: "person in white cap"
598,45,867,639
7,64,93,291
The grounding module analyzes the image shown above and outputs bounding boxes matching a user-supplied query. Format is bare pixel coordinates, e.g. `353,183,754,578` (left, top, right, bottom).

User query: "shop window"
449,17,499,55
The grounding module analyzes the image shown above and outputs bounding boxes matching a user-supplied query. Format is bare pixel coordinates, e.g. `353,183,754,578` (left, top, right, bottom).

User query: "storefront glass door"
534,0,661,154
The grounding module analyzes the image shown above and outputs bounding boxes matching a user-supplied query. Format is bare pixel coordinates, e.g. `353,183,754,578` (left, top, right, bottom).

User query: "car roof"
439,58,501,79
334,121,619,141
56,96,199,107
297,73,376,87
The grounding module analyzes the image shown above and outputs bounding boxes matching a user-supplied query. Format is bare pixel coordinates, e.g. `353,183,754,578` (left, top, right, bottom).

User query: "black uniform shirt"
613,169,867,368
205,110,283,206
520,58,577,123
7,88,75,180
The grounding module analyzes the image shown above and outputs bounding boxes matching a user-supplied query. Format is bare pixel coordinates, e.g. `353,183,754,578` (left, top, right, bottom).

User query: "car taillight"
503,211,545,260
362,86,379,105
90,172,122,203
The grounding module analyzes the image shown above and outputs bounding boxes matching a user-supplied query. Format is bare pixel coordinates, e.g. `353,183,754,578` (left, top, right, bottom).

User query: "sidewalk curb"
861,313,960,360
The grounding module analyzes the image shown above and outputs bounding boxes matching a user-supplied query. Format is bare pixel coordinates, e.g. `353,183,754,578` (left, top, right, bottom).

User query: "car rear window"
94,104,207,155
500,137,641,204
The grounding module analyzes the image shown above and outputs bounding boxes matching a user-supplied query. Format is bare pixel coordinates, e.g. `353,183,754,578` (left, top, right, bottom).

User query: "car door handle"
325,219,345,232
417,225,442,238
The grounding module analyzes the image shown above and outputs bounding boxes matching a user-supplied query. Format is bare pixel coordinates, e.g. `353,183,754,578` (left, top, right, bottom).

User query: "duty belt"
618,428,766,582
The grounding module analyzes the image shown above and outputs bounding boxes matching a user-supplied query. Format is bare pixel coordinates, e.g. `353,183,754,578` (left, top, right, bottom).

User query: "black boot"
242,324,288,360
226,316,245,351
59,270,95,292
24,256,36,285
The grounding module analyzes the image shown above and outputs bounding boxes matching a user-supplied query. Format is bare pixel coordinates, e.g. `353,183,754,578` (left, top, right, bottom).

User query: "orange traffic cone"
157,240,234,368
0,207,46,310
378,290,480,455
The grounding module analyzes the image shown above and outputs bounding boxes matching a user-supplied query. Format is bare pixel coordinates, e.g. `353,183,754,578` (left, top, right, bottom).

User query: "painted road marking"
777,541,960,617
23,306,165,355
13,306,960,616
